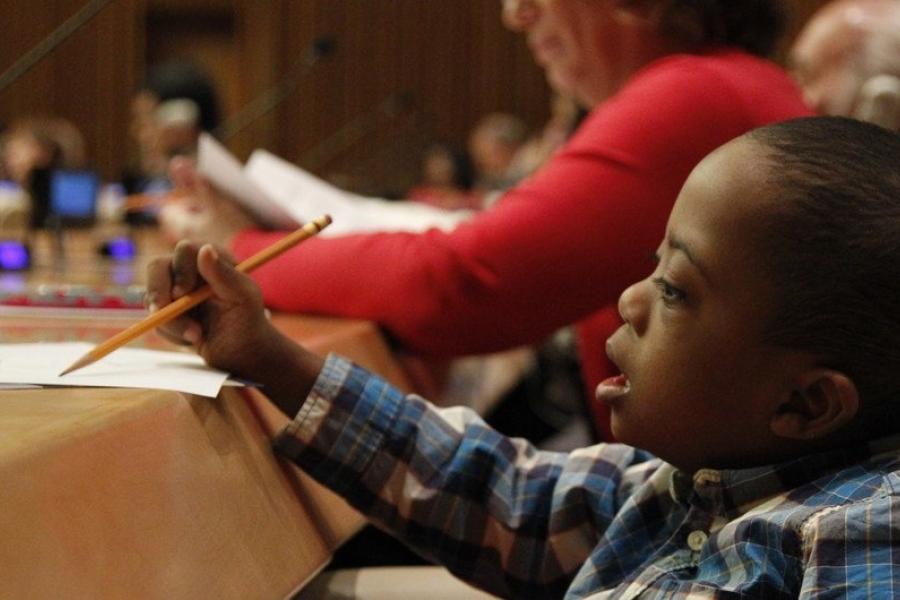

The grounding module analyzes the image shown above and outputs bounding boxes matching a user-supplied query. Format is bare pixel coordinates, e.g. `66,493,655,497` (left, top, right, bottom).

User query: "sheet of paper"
197,133,299,230
0,342,229,398
199,133,473,236
246,149,473,235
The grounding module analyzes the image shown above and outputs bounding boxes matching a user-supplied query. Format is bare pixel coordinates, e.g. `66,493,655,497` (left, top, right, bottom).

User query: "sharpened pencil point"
59,355,94,377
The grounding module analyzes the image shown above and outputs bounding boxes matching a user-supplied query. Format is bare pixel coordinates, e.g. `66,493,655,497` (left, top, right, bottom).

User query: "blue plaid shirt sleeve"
273,354,656,598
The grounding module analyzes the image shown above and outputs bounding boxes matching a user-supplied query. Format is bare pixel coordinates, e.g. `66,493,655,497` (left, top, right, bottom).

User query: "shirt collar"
668,434,900,516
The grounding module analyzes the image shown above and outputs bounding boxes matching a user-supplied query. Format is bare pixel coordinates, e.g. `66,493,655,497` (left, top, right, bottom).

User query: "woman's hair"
748,117,900,435
652,0,785,57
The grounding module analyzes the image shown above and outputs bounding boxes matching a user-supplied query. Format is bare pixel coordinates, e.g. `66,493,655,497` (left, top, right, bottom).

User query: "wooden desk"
0,307,411,598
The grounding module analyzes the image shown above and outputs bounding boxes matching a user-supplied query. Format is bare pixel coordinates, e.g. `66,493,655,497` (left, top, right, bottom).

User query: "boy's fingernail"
148,303,158,313
184,325,200,345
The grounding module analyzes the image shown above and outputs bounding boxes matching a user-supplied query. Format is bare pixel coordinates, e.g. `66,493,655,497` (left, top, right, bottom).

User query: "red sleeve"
233,54,809,358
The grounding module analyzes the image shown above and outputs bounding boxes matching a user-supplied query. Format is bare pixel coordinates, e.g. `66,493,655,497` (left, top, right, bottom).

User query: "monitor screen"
49,170,98,221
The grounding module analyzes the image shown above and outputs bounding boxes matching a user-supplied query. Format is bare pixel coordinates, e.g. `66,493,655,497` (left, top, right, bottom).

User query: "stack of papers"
0,342,230,398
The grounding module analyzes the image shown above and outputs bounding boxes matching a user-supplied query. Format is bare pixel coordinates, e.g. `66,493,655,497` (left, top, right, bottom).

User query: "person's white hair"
793,0,900,129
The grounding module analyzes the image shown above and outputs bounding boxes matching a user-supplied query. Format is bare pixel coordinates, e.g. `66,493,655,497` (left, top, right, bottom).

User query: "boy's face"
600,138,813,472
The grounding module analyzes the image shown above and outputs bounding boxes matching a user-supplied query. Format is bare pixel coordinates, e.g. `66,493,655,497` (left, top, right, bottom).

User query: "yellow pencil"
59,214,332,376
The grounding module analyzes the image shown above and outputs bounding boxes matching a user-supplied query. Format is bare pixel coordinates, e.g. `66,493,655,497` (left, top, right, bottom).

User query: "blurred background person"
791,0,900,130
467,111,529,196
0,116,87,233
0,116,86,188
505,94,584,188
124,61,221,199
407,141,479,211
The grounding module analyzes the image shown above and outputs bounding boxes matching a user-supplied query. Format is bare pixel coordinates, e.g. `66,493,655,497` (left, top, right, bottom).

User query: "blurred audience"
506,94,583,186
791,0,900,130
407,142,479,211
125,61,221,196
467,112,529,194
0,116,86,187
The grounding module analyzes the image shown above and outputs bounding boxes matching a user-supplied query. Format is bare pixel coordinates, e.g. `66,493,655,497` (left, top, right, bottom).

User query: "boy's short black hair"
656,0,784,57
748,117,900,436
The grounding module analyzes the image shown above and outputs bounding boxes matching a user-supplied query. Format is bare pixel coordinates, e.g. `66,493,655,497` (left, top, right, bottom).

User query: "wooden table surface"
0,228,412,599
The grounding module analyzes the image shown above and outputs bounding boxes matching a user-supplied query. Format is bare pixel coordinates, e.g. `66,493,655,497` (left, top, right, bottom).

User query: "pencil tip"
59,356,90,377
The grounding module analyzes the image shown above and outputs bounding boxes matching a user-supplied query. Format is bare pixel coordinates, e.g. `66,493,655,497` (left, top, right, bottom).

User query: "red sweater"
233,50,811,440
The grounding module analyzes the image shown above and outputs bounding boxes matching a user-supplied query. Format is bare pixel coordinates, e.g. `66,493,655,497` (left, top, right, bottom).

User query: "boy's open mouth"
595,374,631,405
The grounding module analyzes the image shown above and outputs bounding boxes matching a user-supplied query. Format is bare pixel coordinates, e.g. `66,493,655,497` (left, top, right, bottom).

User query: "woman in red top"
163,1,811,440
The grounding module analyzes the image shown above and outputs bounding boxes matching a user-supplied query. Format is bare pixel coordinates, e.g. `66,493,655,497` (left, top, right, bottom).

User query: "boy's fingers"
171,240,202,297
196,244,254,303
155,319,201,347
143,281,201,345
145,256,175,310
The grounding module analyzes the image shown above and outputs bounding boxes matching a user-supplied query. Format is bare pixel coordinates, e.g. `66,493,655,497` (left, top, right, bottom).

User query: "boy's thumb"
197,245,249,301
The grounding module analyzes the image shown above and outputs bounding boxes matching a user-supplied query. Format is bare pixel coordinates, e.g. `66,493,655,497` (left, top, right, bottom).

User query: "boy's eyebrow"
668,235,707,278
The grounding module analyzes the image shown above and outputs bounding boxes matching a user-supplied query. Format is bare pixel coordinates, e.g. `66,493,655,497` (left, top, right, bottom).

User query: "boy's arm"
146,241,653,597
275,353,653,599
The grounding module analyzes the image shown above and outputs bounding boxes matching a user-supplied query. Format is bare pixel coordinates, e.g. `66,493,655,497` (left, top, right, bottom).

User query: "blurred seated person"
467,112,529,195
791,0,900,130
124,61,221,206
0,116,86,187
407,142,480,211
506,94,584,186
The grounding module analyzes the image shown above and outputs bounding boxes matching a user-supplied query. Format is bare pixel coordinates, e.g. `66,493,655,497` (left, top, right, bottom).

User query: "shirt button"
687,530,708,551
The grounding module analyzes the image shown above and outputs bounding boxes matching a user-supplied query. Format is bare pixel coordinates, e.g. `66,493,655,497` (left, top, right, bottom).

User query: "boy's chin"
608,412,639,448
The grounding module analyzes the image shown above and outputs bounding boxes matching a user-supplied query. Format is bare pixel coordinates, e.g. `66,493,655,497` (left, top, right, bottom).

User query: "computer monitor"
30,168,99,228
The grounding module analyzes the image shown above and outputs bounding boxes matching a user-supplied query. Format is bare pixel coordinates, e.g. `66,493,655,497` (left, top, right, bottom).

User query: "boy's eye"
652,277,686,306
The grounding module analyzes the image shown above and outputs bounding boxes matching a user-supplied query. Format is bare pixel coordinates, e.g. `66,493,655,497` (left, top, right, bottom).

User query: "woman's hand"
157,157,257,248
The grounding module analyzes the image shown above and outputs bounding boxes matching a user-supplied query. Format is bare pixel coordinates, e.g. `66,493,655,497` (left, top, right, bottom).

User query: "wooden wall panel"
0,0,140,180
1,0,832,188
263,0,549,194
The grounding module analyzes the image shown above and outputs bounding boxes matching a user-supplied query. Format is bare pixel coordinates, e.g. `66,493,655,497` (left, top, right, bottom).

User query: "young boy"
147,116,900,598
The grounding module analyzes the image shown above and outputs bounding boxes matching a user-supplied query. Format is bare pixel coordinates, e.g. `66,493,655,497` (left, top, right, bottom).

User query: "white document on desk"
0,342,229,398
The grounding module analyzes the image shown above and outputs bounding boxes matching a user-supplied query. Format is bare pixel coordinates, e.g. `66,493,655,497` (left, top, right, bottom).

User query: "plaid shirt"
274,355,900,599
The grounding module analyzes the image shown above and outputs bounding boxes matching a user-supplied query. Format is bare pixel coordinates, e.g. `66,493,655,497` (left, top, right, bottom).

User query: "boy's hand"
145,241,324,415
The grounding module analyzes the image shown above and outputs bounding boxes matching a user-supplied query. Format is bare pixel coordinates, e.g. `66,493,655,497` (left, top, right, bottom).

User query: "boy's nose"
617,280,649,335
501,0,541,31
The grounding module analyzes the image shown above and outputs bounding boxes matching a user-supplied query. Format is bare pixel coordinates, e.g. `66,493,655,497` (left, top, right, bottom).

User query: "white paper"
0,342,229,398
245,150,474,235
197,134,299,230
197,132,474,236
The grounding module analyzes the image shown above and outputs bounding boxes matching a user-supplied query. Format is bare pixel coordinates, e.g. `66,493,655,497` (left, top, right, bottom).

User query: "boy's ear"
770,369,859,440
